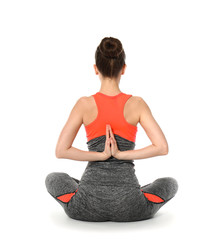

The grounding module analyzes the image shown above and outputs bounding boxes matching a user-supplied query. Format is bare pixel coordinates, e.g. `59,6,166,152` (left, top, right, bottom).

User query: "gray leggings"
45,171,178,222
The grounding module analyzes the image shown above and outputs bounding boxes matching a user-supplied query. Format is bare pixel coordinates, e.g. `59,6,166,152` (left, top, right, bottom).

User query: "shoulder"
73,95,94,110
130,95,152,113
130,95,149,106
130,95,142,102
80,95,95,105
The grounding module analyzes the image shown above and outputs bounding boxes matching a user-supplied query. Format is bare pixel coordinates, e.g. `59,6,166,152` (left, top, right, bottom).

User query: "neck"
99,76,121,95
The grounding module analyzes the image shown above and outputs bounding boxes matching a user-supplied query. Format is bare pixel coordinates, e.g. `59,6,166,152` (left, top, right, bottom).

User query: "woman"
45,37,178,222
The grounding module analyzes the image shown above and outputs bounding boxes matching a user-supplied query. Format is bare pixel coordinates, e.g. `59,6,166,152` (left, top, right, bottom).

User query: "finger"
106,124,109,140
109,125,115,139
110,138,114,150
107,124,112,138
108,125,111,138
111,137,118,149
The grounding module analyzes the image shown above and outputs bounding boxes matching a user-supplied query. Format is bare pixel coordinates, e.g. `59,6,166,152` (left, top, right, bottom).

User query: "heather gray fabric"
45,134,178,222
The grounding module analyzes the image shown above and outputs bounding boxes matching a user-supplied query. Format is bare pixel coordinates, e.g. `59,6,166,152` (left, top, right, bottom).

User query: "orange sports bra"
84,92,138,143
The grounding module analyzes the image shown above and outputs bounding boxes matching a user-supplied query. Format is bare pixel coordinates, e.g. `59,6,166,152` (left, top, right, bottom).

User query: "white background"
1,0,223,239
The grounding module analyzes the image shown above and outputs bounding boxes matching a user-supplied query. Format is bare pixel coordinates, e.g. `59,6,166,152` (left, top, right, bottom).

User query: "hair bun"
95,36,126,78
99,37,123,59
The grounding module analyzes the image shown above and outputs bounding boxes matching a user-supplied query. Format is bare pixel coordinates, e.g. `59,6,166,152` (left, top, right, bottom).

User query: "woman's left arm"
55,97,107,162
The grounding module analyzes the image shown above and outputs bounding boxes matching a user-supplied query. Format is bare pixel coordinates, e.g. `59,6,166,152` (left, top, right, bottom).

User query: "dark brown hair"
95,37,126,79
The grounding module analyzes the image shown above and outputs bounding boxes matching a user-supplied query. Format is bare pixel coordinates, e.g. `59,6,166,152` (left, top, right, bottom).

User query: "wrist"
114,150,122,160
100,152,110,161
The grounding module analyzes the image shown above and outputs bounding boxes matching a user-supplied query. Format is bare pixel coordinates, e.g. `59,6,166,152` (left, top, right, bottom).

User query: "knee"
164,177,178,196
45,172,57,192
45,172,68,192
154,177,178,199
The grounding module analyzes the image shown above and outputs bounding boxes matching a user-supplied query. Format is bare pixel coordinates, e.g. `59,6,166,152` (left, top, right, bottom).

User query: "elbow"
55,148,65,159
160,144,169,155
55,143,73,159
55,150,62,159
153,143,168,155
55,145,71,158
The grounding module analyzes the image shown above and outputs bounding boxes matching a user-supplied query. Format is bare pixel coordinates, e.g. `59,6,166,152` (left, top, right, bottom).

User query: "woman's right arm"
115,97,169,160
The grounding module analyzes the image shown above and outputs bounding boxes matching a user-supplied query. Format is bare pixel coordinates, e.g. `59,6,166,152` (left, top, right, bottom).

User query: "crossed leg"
45,172,79,207
45,173,178,221
140,177,178,217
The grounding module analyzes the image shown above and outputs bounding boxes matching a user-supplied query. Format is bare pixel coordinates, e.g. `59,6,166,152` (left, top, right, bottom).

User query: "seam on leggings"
141,183,151,188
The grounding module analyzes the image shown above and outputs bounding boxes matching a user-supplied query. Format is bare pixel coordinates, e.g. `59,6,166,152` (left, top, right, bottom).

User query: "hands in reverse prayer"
102,124,121,160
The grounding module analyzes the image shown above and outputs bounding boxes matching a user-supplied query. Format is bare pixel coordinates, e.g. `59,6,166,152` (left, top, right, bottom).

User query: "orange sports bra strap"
119,94,133,111
109,94,133,117
92,93,102,115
